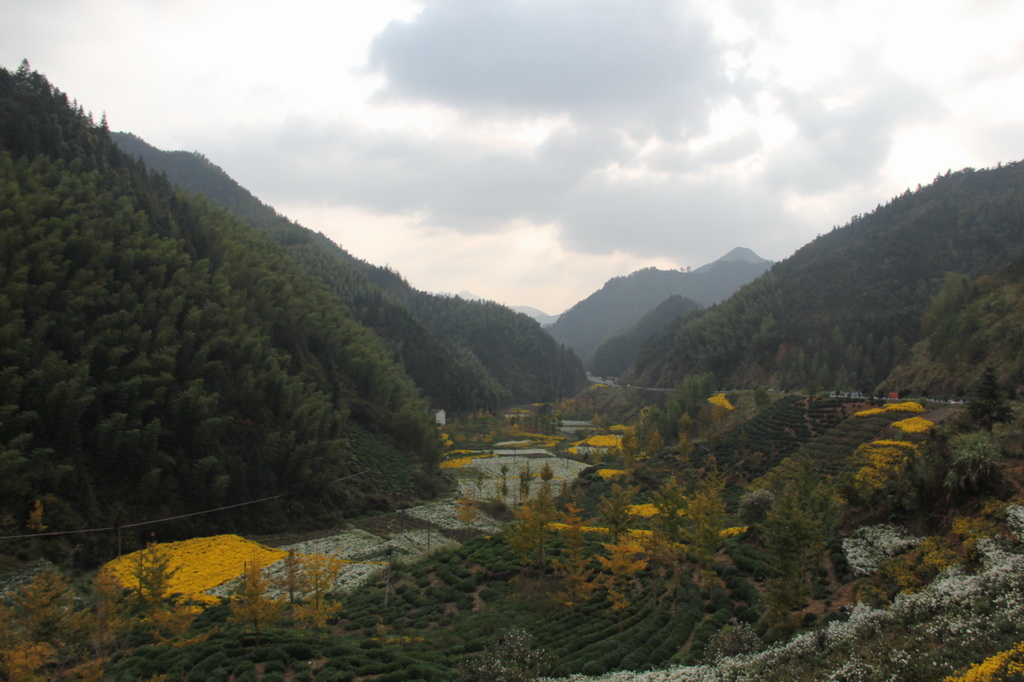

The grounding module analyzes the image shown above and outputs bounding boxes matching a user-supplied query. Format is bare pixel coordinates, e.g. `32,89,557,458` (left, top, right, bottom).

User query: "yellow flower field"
854,440,920,489
569,434,623,455
892,416,935,433
586,434,622,448
855,407,885,417
441,456,476,469
945,639,1024,681
708,393,734,410
105,534,287,606
627,504,659,517
720,526,749,538
885,401,926,413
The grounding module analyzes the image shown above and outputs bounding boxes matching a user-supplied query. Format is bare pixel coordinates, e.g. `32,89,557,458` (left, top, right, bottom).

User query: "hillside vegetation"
112,132,586,411
0,64,443,551
625,164,1024,393
3,63,1024,682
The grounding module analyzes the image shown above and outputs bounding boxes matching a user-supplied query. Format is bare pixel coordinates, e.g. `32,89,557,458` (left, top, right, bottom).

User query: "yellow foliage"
855,408,885,417
597,469,626,480
719,526,749,538
707,393,734,410
440,456,475,469
587,434,622,448
1,641,54,681
626,504,659,517
885,401,926,413
952,516,1000,561
891,416,935,433
853,440,920,490
549,522,606,535
105,535,287,607
945,640,1024,681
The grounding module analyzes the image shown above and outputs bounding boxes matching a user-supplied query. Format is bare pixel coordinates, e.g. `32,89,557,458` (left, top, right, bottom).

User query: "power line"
0,470,368,542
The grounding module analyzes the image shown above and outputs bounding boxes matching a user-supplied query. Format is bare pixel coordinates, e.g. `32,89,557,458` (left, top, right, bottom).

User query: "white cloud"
2,0,1024,310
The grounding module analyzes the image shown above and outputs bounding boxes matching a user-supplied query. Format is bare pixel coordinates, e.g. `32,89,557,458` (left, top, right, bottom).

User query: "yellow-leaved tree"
229,554,284,642
293,551,344,629
597,539,648,623
550,503,596,610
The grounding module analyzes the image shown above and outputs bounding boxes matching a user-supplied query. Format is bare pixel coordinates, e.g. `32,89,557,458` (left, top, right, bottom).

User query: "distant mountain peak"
718,246,766,263
692,247,767,273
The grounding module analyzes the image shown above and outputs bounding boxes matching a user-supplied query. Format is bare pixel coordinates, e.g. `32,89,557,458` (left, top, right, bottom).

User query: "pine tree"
968,366,1012,431
598,484,634,541
686,471,727,585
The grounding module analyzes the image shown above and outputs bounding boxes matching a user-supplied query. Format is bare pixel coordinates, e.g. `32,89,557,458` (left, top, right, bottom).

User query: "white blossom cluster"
841,524,921,576
450,452,589,502
1006,504,1024,542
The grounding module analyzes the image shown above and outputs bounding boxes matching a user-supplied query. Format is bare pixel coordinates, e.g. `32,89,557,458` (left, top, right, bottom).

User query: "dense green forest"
589,294,702,378
625,164,1024,393
880,254,1024,397
111,132,586,411
0,63,445,551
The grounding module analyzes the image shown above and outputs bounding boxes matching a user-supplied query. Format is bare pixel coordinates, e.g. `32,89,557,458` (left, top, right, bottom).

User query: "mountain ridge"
111,132,587,410
547,249,771,363
624,162,1024,392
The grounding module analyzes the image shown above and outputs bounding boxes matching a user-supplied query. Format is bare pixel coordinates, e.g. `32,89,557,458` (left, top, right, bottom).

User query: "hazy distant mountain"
546,249,771,363
448,291,558,324
589,295,702,377
512,306,560,325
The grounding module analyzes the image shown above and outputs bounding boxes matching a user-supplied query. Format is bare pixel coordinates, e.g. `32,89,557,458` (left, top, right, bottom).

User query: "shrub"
284,642,316,660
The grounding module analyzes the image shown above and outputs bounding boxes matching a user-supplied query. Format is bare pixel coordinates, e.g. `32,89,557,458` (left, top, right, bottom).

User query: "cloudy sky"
4,0,1024,313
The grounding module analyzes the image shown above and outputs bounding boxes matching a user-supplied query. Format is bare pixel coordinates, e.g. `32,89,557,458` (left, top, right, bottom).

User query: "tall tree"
229,554,284,642
550,503,596,610
598,484,635,542
968,366,1013,431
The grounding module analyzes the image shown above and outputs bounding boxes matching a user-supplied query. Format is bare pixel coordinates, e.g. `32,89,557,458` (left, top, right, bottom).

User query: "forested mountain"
589,294,702,378
880,254,1024,397
0,64,445,549
625,162,1024,392
111,132,586,410
547,247,770,363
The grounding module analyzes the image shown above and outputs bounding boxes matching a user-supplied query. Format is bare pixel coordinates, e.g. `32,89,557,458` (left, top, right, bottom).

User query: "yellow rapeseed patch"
627,504,659,517
855,408,885,417
105,534,287,607
945,640,1024,681
854,440,920,489
441,456,475,469
885,401,926,413
587,434,622,448
708,393,734,410
891,416,935,433
720,526,749,538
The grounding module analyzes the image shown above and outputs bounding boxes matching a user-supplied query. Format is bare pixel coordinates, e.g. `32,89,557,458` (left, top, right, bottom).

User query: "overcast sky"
4,0,1024,313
